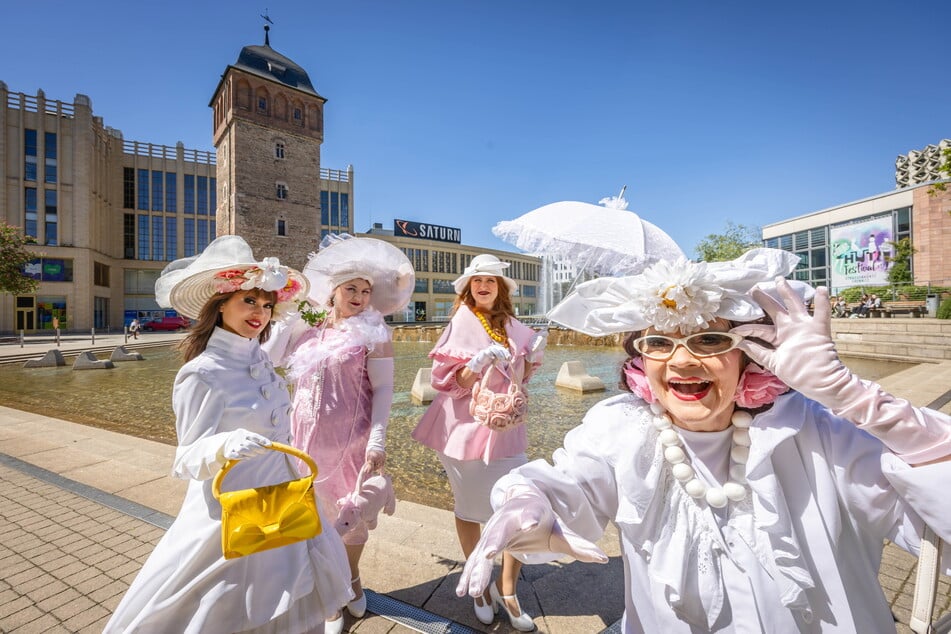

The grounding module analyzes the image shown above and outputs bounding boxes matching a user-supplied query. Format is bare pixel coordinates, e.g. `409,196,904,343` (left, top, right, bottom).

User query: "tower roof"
232,44,322,98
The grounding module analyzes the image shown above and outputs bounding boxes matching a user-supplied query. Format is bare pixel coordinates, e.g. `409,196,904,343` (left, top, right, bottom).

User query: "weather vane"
261,9,274,45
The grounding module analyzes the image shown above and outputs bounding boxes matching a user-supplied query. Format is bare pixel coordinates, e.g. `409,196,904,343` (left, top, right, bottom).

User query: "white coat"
496,392,951,633
105,327,352,634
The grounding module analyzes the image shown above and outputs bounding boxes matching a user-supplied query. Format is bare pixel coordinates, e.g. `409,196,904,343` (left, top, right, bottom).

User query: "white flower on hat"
633,258,723,333
240,258,288,293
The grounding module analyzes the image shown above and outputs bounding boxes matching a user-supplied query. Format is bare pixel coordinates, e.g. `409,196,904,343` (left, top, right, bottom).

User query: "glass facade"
44,189,57,246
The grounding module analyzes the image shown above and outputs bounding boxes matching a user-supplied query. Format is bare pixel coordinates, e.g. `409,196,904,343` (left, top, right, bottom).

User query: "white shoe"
325,612,344,634
347,585,367,618
473,593,497,625
490,583,535,632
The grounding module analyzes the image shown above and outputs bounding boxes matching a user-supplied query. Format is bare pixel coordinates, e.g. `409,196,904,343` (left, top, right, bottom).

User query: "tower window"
258,96,268,112
293,108,302,121
276,183,288,200
277,219,286,236
275,142,285,159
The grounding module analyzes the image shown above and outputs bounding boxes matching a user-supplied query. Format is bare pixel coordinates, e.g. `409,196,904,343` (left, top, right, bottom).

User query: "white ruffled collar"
285,307,389,383
613,394,815,628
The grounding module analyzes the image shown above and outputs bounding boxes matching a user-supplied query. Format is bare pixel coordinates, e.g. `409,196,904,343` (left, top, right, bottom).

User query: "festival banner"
829,215,894,290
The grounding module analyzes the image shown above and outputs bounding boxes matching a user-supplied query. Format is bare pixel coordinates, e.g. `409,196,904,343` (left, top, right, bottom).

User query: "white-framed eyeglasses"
632,332,744,360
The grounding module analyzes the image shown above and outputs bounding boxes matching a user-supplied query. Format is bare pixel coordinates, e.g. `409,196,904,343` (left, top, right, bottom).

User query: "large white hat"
548,248,815,336
452,254,518,295
304,234,415,316
155,235,309,320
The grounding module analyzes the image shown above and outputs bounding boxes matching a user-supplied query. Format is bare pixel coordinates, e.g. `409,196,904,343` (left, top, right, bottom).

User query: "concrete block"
410,367,437,405
23,349,67,368
109,346,144,362
72,351,115,370
555,361,605,393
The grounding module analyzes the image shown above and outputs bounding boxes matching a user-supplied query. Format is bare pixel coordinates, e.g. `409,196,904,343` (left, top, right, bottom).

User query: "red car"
142,316,191,332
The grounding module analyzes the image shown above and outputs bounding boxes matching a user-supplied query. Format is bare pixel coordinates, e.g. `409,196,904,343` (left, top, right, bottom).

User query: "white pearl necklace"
650,402,752,509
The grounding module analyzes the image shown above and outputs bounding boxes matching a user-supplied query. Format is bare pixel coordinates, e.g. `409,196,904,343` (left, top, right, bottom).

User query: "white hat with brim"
304,234,415,316
548,248,815,336
452,254,518,295
155,235,309,321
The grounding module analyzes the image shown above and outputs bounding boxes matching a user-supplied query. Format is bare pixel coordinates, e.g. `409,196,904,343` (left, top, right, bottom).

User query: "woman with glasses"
456,248,951,633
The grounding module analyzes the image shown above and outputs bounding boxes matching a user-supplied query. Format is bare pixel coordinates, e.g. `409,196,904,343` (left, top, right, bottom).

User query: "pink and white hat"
155,235,308,320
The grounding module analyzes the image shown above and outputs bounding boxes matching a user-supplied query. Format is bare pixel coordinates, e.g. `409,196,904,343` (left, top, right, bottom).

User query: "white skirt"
438,452,527,523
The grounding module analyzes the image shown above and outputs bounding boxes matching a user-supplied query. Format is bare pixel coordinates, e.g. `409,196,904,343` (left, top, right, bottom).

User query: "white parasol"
492,188,685,277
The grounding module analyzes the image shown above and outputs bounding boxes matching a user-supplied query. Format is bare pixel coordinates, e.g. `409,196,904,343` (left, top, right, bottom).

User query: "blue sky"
3,1,948,258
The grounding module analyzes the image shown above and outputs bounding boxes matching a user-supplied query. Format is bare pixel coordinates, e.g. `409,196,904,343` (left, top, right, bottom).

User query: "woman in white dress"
457,248,951,633
104,235,352,634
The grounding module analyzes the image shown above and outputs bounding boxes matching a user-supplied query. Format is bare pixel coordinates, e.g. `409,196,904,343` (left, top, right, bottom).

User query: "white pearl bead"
731,410,753,428
671,463,694,481
732,428,751,447
723,482,747,501
650,402,665,416
706,488,728,508
659,429,681,447
730,445,750,464
729,463,747,482
685,479,707,498
664,446,686,464
652,415,672,430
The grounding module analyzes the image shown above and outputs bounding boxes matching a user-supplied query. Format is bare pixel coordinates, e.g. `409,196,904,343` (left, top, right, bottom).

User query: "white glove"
366,356,394,466
219,429,272,461
455,483,607,599
526,330,548,364
734,278,951,464
465,343,511,373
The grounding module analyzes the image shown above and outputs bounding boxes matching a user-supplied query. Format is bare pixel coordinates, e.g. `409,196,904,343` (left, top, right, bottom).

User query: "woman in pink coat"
412,254,546,631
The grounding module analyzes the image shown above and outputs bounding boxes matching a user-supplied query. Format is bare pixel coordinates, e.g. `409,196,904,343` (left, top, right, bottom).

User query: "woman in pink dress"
264,234,414,634
412,254,547,631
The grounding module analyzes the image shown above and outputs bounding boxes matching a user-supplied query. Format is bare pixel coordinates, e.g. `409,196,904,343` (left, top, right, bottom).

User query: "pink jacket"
411,305,538,462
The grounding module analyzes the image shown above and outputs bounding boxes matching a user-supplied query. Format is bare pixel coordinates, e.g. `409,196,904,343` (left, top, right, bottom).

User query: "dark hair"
451,276,516,331
179,288,276,362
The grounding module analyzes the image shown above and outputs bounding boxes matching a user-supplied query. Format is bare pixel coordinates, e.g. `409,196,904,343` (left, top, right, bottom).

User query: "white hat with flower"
304,233,415,316
155,235,309,320
548,248,814,336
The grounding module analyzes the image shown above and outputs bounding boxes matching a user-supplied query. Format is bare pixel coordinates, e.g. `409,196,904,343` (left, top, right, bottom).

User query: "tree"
885,237,916,285
0,222,39,295
695,222,762,262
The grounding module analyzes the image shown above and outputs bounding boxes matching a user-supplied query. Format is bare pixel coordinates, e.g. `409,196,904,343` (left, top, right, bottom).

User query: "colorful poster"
829,215,893,289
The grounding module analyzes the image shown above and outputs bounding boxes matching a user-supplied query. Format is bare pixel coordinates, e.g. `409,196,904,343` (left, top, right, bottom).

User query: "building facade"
1,33,355,333
762,181,951,293
362,222,542,321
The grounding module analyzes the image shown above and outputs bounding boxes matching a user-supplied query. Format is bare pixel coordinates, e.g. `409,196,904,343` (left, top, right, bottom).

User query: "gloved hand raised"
526,329,548,364
732,278,847,404
733,278,951,464
465,343,511,373
455,484,607,600
219,429,272,461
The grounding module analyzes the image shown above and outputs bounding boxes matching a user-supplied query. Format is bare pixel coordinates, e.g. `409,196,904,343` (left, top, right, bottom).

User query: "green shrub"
937,298,951,320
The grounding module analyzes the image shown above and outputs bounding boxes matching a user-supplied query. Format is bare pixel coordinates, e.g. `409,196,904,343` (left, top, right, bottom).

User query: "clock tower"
209,25,326,268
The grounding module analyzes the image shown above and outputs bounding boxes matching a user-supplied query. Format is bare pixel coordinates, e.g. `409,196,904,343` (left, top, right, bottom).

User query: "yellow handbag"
212,442,322,560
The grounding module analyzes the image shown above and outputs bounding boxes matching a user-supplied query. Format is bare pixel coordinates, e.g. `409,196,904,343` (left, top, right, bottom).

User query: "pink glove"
465,343,511,373
455,484,607,599
733,278,951,464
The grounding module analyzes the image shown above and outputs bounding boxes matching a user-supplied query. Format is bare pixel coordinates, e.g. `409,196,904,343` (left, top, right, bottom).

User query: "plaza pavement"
1,330,950,632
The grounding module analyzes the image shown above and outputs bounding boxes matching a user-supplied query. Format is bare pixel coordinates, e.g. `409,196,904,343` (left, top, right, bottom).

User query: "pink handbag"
469,356,528,432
